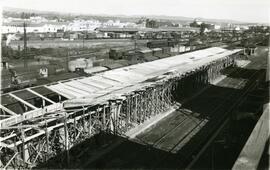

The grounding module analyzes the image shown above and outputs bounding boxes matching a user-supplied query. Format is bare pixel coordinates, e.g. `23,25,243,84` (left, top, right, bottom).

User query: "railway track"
38,57,265,169
71,64,265,169
184,69,264,169
138,66,247,142
134,65,263,169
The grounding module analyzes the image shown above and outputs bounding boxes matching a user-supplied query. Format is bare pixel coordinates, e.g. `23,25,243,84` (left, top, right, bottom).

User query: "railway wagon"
147,39,178,48
1,69,14,92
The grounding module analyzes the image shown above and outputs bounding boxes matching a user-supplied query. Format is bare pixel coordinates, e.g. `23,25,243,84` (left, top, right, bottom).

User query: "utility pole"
83,31,85,49
134,33,137,51
66,50,69,72
23,22,28,68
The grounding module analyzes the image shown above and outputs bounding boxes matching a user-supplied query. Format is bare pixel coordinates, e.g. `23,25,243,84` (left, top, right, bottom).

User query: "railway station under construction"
1,46,267,169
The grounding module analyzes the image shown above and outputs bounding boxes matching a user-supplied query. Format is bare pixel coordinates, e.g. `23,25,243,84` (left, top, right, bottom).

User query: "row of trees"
20,12,37,19
137,18,180,28
1,45,70,59
190,21,215,35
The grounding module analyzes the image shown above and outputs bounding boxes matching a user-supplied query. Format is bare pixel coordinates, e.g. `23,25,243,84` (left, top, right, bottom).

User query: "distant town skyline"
1,0,270,24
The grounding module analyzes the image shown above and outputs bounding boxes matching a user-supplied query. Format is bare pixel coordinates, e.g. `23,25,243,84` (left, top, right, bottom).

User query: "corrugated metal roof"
139,49,153,53
31,86,57,96
96,27,200,33
152,48,163,52
0,47,242,118
140,27,200,33
45,47,241,101
96,27,139,32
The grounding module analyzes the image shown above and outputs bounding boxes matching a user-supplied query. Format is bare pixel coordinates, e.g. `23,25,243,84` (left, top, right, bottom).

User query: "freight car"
1,64,68,93
146,39,177,48
109,48,125,60
10,67,39,88
1,69,14,92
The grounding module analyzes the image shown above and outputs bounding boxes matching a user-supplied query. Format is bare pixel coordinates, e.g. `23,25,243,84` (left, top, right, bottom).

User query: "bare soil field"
7,39,148,49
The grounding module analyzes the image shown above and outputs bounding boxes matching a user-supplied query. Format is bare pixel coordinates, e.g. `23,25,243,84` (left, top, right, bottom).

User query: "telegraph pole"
134,33,137,51
83,31,85,49
23,22,28,68
66,49,70,72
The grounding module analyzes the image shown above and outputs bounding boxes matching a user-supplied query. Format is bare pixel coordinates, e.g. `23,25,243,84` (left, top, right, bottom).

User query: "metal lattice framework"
0,47,242,169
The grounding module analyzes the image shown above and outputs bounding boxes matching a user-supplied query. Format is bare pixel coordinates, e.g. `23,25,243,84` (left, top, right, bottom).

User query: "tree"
190,21,200,28
20,12,30,19
200,23,207,35
30,13,36,17
146,19,158,28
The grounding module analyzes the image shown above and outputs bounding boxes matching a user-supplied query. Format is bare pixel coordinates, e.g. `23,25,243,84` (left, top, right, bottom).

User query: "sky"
1,0,270,23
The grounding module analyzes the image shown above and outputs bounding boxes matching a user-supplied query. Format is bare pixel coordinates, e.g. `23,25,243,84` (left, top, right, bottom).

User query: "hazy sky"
1,0,270,23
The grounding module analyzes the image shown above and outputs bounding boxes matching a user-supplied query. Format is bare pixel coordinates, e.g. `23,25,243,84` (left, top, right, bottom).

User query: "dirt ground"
7,39,148,49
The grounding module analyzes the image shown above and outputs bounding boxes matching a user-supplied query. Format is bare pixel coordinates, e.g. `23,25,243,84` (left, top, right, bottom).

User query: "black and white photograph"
0,0,269,169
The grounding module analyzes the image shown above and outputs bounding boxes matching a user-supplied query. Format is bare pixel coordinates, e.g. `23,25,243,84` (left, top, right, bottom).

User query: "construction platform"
37,46,268,169
1,47,247,168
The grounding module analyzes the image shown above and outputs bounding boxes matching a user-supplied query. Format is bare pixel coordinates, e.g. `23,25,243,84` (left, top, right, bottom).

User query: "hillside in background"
3,6,257,25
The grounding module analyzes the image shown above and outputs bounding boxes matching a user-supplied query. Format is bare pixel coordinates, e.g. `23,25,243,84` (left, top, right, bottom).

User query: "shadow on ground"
36,67,268,169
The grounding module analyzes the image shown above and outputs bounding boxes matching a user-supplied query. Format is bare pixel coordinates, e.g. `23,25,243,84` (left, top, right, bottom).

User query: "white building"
2,22,67,33
66,19,102,32
2,17,141,34
68,58,94,72
29,16,49,23
102,20,138,28
214,25,221,30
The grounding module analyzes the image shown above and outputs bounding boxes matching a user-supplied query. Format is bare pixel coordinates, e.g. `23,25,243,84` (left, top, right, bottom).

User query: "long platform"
0,47,243,169
0,47,241,128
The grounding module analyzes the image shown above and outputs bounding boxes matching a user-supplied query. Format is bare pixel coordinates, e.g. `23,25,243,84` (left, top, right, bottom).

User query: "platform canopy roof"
55,47,241,102
0,47,242,127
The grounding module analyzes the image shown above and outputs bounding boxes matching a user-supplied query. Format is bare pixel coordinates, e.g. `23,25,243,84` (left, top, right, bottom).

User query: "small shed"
68,58,93,72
